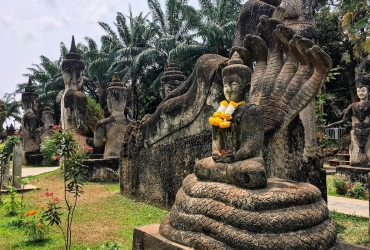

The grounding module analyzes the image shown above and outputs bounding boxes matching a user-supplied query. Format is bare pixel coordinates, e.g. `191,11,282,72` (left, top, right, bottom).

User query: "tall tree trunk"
131,75,138,120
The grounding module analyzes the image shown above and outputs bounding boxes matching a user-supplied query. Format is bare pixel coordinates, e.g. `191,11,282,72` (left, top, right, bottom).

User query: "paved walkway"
16,167,370,218
21,166,59,177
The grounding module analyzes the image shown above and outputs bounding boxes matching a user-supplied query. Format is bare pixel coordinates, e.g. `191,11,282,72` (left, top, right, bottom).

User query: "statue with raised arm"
94,73,130,158
323,56,370,167
61,36,93,137
21,78,40,155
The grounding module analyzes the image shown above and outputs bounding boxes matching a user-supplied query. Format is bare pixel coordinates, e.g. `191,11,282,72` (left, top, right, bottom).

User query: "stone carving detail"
21,78,40,154
61,36,92,137
160,62,187,99
159,16,336,249
324,56,370,167
94,73,130,158
35,106,54,145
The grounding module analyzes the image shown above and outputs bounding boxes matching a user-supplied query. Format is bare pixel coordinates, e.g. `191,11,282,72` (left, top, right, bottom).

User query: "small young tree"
43,127,89,250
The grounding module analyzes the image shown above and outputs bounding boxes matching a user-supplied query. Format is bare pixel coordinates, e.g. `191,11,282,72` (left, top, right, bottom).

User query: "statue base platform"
336,166,370,186
25,152,43,166
159,175,338,249
84,157,119,182
132,223,369,250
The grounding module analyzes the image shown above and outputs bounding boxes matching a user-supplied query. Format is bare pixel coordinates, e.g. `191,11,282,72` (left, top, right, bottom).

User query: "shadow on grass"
12,238,53,248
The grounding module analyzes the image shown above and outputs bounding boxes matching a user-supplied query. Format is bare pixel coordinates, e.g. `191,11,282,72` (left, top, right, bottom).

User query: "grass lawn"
0,169,168,250
1,170,370,249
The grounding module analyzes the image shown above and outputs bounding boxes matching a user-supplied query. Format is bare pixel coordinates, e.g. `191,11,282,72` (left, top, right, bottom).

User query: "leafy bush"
3,185,21,215
22,205,49,242
87,97,104,131
347,182,366,199
332,175,346,195
40,137,59,166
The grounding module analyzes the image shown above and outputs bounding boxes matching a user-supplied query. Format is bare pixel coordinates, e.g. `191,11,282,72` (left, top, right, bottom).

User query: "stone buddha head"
62,36,85,90
106,72,128,115
356,73,370,102
222,52,252,103
22,78,38,112
41,106,54,126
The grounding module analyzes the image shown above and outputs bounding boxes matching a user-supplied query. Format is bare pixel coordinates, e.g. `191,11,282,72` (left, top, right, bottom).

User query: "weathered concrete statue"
61,36,92,137
195,52,267,188
160,62,186,99
35,106,54,145
156,16,338,250
21,78,40,156
94,73,129,158
324,56,370,167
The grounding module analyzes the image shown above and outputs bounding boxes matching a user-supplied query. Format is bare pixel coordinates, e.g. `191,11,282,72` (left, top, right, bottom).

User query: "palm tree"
99,8,159,119
0,93,22,133
170,0,242,69
79,37,113,116
16,43,68,124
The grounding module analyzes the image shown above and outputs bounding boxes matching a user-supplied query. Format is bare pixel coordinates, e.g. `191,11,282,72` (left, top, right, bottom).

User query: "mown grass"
330,210,370,247
0,169,169,250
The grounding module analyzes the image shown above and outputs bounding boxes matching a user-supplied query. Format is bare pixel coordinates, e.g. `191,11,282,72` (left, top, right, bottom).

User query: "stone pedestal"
336,166,370,186
1,162,10,190
12,143,22,189
25,152,43,166
133,223,368,250
84,158,119,182
133,224,192,250
159,175,337,249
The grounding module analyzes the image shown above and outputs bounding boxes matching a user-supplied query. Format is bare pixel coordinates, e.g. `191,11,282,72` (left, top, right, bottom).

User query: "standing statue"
323,56,370,167
94,73,130,158
35,106,54,145
61,36,92,137
21,78,40,156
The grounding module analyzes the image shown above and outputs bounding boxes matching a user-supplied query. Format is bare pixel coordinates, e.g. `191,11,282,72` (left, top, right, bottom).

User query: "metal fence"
323,127,347,140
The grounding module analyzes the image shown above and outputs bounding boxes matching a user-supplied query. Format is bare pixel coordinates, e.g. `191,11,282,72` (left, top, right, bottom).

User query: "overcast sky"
0,0,199,97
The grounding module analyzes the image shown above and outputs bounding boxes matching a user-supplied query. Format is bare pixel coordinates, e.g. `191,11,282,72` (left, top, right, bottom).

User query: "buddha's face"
357,87,369,101
223,74,246,102
42,112,53,126
107,91,126,115
63,69,83,89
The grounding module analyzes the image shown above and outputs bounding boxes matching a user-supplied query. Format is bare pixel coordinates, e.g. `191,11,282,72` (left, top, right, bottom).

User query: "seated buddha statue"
194,52,267,188
94,73,130,158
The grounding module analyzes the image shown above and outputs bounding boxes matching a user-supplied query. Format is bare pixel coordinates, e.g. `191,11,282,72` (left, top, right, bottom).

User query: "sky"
0,0,198,128
0,0,200,96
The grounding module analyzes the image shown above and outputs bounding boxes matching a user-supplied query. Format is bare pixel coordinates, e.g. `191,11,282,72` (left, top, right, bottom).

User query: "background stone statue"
159,62,187,99
21,78,40,155
61,36,92,137
323,56,370,167
94,73,130,158
35,106,54,145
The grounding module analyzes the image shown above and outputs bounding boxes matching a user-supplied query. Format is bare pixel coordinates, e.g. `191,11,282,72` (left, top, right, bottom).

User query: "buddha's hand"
212,151,235,163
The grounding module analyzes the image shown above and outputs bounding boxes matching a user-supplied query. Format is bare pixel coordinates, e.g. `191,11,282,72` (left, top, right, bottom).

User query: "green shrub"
40,137,59,166
332,175,346,195
3,185,21,215
348,182,365,199
87,97,104,131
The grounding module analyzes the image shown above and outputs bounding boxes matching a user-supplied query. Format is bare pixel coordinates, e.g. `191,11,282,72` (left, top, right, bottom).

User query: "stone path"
328,196,368,217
